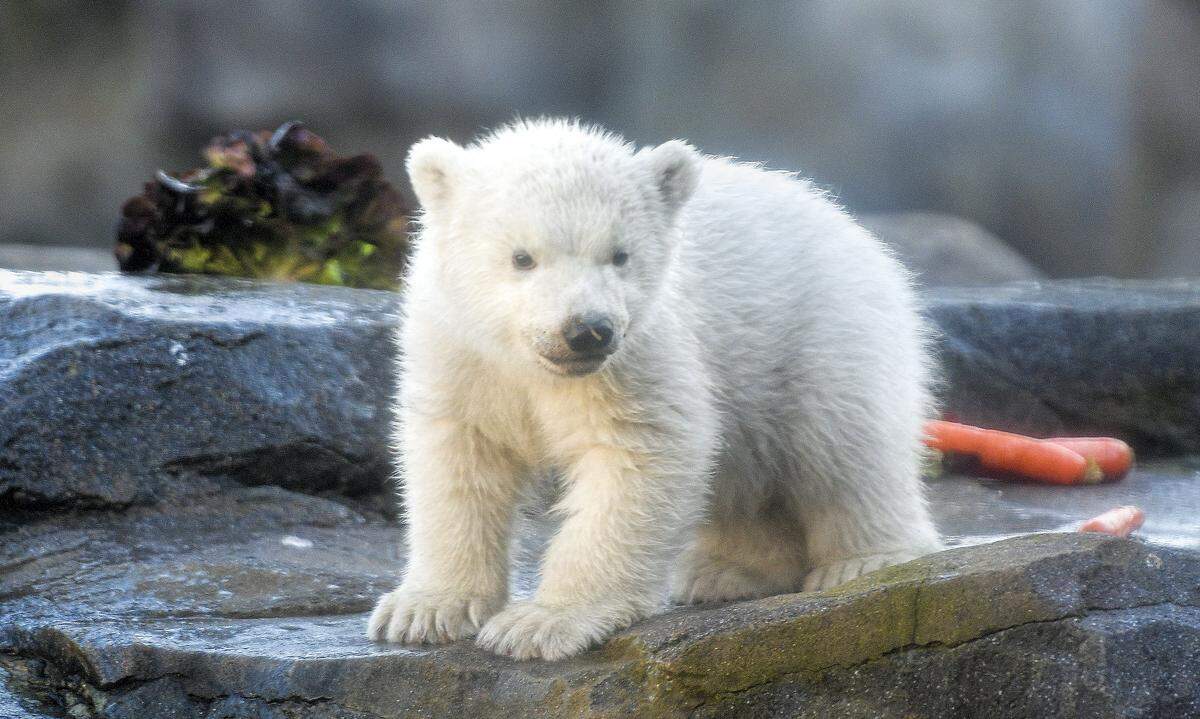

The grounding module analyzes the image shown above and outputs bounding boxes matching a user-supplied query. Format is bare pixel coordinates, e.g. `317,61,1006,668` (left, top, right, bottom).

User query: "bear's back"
672,157,926,440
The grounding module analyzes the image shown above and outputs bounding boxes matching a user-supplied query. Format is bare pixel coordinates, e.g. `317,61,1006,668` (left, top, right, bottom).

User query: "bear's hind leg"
790,420,942,592
671,508,808,605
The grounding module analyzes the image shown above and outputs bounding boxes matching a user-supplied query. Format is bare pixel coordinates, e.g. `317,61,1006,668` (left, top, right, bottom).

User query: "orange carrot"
923,420,1100,485
1044,437,1134,481
1079,506,1145,537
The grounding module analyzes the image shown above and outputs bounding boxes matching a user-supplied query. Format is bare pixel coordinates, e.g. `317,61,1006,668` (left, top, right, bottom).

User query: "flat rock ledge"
2,530,1197,718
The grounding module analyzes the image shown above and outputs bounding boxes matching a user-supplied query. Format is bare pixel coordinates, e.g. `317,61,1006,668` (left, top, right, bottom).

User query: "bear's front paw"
367,586,503,645
476,601,619,661
803,549,929,592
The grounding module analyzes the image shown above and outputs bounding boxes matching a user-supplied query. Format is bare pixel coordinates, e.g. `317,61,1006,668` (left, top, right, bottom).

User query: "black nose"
563,314,615,353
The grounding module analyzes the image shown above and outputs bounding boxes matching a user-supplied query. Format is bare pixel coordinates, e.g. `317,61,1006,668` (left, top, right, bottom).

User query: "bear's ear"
406,136,466,211
639,140,700,216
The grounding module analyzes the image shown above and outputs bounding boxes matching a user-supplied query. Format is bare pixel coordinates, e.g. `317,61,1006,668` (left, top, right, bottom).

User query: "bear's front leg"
368,416,524,645
476,446,703,660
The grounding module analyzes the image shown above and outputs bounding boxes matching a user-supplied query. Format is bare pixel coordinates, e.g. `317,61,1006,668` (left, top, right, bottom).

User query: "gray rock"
861,212,1045,286
927,279,1200,454
693,605,1200,718
2,523,1197,718
0,271,400,513
3,272,1196,519
0,658,61,718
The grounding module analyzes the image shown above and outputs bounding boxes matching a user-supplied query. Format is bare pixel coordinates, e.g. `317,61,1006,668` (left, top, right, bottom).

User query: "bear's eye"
612,250,630,267
512,251,536,270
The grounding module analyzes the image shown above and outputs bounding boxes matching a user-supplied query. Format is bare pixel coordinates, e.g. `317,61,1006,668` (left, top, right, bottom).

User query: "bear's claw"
803,550,926,592
368,587,503,645
672,561,791,604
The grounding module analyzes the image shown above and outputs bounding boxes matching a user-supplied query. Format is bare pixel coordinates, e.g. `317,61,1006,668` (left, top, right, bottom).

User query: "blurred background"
1,0,1197,278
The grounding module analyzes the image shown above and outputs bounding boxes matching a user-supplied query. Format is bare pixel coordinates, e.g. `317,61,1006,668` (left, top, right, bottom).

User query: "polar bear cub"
368,119,942,660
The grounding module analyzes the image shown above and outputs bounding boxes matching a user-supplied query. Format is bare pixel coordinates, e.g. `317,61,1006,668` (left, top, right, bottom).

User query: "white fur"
368,119,942,661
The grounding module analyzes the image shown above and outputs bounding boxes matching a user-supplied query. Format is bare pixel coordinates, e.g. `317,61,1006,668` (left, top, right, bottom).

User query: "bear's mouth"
538,352,611,377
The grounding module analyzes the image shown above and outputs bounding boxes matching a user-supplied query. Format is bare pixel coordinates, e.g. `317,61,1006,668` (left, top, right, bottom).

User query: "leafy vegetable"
115,121,409,290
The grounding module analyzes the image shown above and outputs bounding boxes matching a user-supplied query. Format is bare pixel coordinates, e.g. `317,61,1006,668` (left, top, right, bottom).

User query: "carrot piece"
923,420,1098,485
1044,437,1134,481
1079,506,1145,537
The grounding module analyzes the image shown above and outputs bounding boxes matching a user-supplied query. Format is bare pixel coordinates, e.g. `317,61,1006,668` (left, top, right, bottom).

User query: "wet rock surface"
934,457,1200,553
2,271,1199,717
2,518,1197,718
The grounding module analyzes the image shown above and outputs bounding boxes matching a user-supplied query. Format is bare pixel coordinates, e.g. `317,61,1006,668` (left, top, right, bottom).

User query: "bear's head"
406,119,699,377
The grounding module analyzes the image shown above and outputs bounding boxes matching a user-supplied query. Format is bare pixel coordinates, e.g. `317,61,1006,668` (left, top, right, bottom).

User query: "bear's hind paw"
671,562,791,605
803,550,926,592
